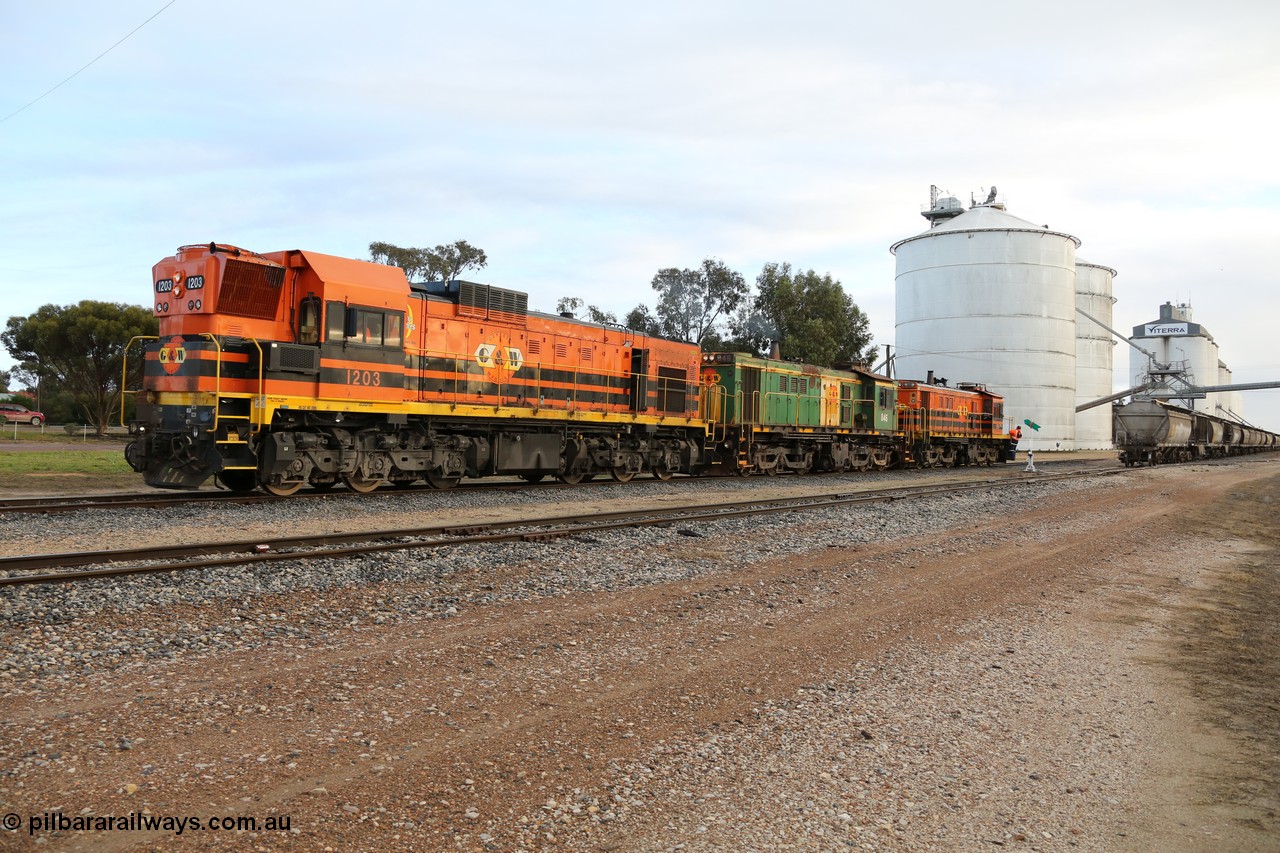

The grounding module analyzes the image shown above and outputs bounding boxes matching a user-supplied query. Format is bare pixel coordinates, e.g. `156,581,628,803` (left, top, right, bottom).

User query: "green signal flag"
1023,418,1041,431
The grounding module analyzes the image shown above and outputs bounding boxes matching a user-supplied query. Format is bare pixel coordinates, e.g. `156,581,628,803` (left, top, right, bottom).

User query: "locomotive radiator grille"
218,260,285,319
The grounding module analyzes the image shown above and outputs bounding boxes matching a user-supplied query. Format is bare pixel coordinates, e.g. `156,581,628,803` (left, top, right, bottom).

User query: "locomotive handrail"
699,383,726,427
761,390,801,428
199,333,224,433
246,338,264,433
118,335,159,427
414,344,696,418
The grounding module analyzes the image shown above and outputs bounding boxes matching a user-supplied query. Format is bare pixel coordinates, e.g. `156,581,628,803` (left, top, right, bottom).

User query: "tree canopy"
649,259,747,345
2,301,158,433
550,256,878,369
750,262,874,367
369,240,488,282
555,297,618,325
623,304,663,337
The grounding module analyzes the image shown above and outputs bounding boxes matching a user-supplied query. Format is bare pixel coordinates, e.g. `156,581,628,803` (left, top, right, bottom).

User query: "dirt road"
1,460,1276,851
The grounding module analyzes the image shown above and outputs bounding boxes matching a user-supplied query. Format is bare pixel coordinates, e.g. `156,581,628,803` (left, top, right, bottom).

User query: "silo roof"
1076,257,1118,276
890,204,1082,254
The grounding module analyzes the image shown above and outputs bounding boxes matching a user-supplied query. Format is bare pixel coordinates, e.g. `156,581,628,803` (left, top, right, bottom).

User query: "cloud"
2,0,1277,426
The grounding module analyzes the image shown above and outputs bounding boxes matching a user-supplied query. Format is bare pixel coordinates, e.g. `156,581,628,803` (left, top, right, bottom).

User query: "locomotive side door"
740,366,761,424
820,377,840,427
629,349,649,413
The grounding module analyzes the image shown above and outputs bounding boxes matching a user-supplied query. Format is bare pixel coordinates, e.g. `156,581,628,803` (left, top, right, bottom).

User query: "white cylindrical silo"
1216,362,1244,421
1074,260,1117,449
1195,337,1221,415
892,203,1081,450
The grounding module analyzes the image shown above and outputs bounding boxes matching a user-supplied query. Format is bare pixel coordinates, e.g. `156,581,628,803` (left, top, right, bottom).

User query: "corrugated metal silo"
1074,259,1117,449
1129,303,1221,415
1216,361,1245,421
892,198,1082,450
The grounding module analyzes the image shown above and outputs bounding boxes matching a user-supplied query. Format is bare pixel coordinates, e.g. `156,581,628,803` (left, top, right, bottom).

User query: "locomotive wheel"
610,468,636,483
264,480,305,497
651,466,674,481
558,471,586,485
344,473,382,494
425,471,461,489
764,464,779,476
216,470,258,493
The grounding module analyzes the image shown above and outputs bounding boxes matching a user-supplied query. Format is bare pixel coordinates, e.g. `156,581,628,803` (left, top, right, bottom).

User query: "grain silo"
1131,302,1239,417
1217,362,1244,421
1074,259,1117,449
891,189,1082,450
1130,302,1233,417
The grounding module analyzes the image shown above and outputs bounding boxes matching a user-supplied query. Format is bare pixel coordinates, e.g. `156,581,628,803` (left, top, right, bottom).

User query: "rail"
0,469,1126,587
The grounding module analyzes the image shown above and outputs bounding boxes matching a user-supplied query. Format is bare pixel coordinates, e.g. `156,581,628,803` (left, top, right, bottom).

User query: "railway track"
0,476,631,515
0,457,1120,515
0,468,1120,587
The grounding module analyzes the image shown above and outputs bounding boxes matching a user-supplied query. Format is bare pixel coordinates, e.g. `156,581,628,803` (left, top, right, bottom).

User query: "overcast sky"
2,1,1278,429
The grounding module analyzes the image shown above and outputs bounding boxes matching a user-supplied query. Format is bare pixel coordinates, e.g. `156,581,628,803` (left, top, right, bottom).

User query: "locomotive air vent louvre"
581,347,593,364
555,343,569,360
487,287,528,324
528,339,542,355
456,282,528,324
457,281,487,319
219,260,284,320
268,343,320,374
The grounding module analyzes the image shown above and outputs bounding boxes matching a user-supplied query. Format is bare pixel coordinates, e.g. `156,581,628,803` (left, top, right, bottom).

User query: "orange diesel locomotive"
125,243,706,494
895,377,1007,467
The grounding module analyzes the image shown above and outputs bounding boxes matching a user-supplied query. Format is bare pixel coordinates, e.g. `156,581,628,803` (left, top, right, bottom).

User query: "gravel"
0,474,1116,685
4,460,1275,851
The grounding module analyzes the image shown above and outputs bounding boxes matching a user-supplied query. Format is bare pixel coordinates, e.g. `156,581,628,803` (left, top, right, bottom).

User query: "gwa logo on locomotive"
158,337,187,375
474,337,524,384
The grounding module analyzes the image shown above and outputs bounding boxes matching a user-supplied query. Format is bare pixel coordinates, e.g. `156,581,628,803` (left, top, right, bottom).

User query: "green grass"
0,450,133,475
0,425,130,443
0,446,144,493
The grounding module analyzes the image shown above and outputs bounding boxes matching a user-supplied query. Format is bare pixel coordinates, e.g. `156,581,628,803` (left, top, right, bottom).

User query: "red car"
0,403,45,426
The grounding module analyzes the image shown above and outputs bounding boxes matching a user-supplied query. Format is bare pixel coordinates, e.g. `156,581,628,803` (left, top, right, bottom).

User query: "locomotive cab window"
359,312,384,345
299,297,321,345
326,302,404,347
383,313,403,348
326,301,346,342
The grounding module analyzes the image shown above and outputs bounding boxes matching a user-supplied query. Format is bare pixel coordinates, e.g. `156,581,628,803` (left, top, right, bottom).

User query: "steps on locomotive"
213,399,257,470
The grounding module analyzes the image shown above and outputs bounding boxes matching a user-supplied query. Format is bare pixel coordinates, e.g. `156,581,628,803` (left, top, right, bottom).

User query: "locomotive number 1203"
347,369,381,386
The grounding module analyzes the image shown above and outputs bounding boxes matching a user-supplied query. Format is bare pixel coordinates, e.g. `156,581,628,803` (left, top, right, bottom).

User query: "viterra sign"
1144,322,1190,336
